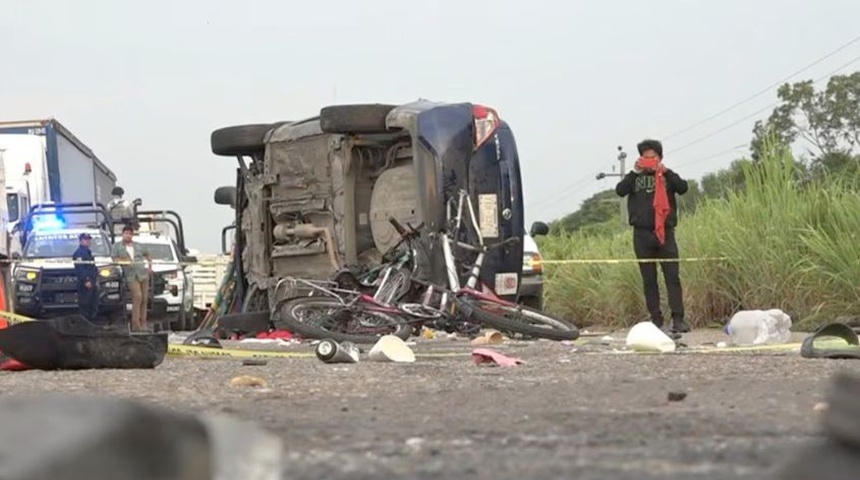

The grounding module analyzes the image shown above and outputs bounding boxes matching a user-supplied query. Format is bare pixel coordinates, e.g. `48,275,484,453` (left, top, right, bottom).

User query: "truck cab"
12,203,126,321
212,100,545,310
131,209,197,331
132,231,195,331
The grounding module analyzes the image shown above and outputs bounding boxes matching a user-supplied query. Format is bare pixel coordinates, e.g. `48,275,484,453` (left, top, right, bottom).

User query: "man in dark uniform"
72,233,99,321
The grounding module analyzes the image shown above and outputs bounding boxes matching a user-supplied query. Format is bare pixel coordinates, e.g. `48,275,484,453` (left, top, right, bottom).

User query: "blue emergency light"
31,214,66,232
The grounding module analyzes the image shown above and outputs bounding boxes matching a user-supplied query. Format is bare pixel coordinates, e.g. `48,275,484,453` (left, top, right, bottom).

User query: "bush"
540,143,860,331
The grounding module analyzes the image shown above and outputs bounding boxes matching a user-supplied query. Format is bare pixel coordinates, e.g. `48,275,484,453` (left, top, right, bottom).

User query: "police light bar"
31,214,66,232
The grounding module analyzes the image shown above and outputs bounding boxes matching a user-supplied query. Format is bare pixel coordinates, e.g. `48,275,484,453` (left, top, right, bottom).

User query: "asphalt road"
0,329,852,479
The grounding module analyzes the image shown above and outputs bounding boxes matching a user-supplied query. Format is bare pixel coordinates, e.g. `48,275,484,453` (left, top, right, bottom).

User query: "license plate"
478,194,499,238
56,292,78,304
494,273,519,296
167,305,180,312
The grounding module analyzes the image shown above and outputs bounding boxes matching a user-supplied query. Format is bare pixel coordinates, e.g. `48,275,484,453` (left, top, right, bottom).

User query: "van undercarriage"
212,101,526,315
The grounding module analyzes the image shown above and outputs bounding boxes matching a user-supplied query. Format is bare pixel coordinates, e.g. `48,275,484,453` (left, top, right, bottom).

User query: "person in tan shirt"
111,224,153,331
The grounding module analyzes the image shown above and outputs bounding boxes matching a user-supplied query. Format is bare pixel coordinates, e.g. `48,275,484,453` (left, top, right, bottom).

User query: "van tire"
211,124,272,157
319,104,397,134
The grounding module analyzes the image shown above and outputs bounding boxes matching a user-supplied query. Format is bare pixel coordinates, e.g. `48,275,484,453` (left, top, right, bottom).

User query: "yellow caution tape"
0,311,36,324
1,253,733,267
541,256,731,265
694,342,802,353
169,343,473,360
168,344,315,359
0,309,472,359
1,258,230,267
581,341,806,355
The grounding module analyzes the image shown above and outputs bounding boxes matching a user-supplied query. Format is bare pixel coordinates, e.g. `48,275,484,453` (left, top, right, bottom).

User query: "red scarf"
638,158,671,245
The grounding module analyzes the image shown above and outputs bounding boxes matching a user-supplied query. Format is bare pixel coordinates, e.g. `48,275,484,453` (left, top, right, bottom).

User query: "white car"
518,231,544,309
132,232,195,330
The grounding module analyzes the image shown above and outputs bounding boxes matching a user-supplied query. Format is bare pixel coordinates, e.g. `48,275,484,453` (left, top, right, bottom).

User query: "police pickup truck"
11,204,126,321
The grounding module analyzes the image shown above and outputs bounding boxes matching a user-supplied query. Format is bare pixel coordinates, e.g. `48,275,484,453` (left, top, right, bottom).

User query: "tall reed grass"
539,143,860,330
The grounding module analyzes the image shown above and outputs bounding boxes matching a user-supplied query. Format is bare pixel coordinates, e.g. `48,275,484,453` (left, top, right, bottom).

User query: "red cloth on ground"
256,330,295,340
0,355,30,371
637,158,671,245
0,320,30,371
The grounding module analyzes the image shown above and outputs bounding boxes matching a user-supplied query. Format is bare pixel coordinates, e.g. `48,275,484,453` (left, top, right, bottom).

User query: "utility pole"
596,146,628,225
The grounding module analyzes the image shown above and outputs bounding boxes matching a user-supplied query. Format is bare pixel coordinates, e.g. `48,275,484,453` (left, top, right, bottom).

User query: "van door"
413,105,525,298
466,124,525,300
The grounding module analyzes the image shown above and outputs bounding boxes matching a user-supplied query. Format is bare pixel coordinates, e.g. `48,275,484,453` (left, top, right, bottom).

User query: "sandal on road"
800,323,860,359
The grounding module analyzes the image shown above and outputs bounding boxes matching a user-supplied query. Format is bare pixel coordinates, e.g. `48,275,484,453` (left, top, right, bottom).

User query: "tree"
550,180,703,235
751,72,860,162
677,179,702,214
700,159,752,199
551,189,620,233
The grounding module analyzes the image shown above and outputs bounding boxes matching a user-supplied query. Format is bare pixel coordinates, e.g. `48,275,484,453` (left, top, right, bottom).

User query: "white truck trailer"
0,118,118,252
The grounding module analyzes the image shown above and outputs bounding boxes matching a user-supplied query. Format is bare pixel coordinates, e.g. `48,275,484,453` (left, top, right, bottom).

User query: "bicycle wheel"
273,296,412,344
374,267,413,305
458,297,579,341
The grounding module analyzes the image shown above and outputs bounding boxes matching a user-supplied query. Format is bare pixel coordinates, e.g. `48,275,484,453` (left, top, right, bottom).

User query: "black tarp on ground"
0,314,167,370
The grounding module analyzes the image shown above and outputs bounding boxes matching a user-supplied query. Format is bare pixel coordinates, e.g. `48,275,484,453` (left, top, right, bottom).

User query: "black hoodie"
615,169,689,230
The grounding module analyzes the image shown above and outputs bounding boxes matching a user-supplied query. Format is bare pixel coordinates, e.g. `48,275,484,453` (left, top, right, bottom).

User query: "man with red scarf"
615,139,690,333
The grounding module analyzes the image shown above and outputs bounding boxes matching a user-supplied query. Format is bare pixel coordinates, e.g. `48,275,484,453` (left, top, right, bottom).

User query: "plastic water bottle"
724,309,792,346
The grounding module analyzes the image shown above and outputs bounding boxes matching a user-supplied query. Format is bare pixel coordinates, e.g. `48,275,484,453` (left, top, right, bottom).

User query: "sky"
2,0,860,253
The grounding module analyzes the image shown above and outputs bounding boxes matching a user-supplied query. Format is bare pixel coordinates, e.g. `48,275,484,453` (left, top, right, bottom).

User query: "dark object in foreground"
800,322,860,359
216,310,271,338
182,311,271,346
187,336,223,349
667,391,687,402
777,372,860,480
0,394,281,480
0,315,167,370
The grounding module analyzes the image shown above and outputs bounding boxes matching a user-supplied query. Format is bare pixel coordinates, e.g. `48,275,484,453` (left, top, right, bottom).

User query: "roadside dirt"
0,329,849,479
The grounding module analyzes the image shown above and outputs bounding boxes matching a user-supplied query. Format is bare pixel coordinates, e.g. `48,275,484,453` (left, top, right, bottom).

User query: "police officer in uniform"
72,233,99,322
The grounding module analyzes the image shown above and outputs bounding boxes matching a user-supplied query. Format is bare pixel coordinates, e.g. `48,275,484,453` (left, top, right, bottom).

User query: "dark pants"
633,228,685,328
77,282,99,322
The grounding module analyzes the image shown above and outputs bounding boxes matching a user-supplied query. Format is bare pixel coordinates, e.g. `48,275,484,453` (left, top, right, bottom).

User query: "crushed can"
315,339,360,364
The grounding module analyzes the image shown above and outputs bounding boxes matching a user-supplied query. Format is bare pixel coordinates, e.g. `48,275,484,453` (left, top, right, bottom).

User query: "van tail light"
473,104,501,150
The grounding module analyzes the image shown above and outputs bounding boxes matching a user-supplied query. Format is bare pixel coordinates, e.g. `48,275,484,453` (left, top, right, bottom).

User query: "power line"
526,165,612,213
674,144,748,170
667,54,860,157
661,33,860,141
528,40,860,220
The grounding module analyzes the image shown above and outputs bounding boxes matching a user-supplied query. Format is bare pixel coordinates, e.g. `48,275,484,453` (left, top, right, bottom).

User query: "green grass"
539,143,860,331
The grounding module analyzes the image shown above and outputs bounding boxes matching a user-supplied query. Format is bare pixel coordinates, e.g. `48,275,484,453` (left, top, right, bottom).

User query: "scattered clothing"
256,330,295,340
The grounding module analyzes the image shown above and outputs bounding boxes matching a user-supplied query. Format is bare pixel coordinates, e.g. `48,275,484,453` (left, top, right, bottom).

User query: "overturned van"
211,100,542,310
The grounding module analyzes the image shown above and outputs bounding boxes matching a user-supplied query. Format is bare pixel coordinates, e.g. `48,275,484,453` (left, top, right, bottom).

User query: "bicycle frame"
440,189,518,307
384,189,520,321
273,276,409,317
